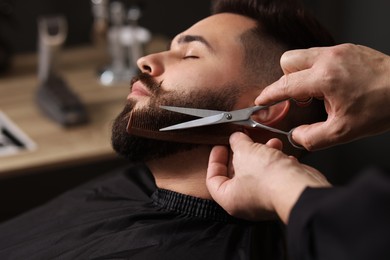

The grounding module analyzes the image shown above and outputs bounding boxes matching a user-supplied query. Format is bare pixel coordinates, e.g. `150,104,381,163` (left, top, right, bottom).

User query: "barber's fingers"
207,145,230,181
230,133,283,152
265,138,283,151
256,70,323,105
207,133,254,186
292,120,339,151
256,48,325,105
279,48,319,74
207,133,283,195
229,131,255,151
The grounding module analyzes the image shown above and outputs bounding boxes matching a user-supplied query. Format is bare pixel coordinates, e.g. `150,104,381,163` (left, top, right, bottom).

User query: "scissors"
159,99,307,149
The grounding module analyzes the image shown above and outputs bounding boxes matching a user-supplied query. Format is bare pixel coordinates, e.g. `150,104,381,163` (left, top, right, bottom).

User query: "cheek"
163,68,222,92
234,89,262,109
163,59,243,93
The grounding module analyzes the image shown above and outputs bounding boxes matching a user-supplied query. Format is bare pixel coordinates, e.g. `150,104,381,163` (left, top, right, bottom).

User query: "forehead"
174,13,256,50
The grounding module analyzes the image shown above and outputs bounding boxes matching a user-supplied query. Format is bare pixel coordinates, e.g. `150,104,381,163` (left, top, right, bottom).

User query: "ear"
252,100,290,126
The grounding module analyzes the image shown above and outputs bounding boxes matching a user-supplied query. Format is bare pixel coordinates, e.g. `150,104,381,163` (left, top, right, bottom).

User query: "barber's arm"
206,43,390,224
206,132,390,260
257,44,390,151
206,43,390,259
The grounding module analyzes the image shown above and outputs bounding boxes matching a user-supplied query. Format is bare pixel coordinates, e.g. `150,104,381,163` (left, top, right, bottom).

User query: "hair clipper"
36,15,89,126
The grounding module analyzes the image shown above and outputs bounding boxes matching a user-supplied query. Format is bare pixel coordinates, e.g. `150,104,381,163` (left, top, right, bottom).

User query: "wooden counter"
0,46,129,178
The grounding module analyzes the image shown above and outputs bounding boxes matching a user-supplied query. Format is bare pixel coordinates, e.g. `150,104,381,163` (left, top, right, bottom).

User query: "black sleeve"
287,167,390,260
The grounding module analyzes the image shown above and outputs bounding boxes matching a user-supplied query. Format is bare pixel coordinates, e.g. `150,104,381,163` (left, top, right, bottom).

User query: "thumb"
206,145,231,200
207,132,253,183
229,132,255,152
292,121,335,151
206,132,255,202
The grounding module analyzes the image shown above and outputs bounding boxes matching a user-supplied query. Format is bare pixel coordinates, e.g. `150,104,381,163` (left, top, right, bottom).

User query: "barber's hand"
257,44,390,150
206,132,331,223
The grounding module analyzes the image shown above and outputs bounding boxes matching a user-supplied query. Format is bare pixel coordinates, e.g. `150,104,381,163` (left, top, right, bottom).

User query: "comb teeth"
127,110,245,145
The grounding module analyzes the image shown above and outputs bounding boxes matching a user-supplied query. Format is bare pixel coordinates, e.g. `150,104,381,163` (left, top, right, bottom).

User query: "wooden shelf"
0,45,129,178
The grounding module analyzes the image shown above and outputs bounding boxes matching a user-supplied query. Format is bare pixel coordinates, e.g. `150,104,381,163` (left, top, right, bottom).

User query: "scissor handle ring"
287,128,305,150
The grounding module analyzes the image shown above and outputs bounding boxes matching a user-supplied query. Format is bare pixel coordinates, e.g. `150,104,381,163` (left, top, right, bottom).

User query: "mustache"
130,73,164,96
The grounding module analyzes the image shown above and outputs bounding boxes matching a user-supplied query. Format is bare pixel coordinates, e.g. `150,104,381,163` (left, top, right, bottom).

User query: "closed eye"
183,55,199,59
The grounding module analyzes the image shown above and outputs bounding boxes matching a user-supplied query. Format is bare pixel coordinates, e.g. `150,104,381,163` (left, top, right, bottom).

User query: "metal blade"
160,105,223,117
160,113,225,131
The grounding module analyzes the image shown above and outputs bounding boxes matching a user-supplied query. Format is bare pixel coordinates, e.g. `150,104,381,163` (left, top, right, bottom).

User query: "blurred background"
0,0,389,222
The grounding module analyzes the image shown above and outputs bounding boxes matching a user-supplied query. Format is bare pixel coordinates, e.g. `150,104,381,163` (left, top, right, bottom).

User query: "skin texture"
135,14,257,110
125,13,288,200
256,44,390,151
206,44,390,223
206,132,330,223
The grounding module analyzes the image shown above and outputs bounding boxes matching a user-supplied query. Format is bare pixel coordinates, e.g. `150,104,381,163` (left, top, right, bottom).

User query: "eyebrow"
173,34,214,52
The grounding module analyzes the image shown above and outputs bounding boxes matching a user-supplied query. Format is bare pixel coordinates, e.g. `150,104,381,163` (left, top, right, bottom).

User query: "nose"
137,53,164,76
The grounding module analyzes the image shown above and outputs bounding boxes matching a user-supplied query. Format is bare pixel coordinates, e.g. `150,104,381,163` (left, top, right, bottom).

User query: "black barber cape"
0,163,286,260
288,167,390,260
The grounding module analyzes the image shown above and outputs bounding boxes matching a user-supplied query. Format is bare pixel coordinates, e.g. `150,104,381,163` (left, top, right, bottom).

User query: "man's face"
112,14,260,162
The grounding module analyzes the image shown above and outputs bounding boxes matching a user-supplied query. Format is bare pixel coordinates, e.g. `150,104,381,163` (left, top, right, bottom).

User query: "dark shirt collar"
151,188,236,223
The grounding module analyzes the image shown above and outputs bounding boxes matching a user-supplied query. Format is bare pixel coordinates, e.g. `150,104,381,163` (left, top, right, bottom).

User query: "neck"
146,146,213,200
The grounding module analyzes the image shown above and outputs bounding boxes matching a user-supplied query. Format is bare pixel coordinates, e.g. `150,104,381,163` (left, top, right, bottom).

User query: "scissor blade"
160,105,223,117
160,113,225,131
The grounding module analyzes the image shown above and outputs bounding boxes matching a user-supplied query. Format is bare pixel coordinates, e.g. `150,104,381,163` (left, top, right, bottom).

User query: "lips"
128,81,152,99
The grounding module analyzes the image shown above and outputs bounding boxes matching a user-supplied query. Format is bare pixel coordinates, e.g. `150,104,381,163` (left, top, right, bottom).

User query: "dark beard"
111,74,240,163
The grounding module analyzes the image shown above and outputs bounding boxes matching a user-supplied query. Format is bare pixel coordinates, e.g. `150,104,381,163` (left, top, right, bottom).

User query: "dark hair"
211,0,335,50
212,0,334,153
211,0,335,85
